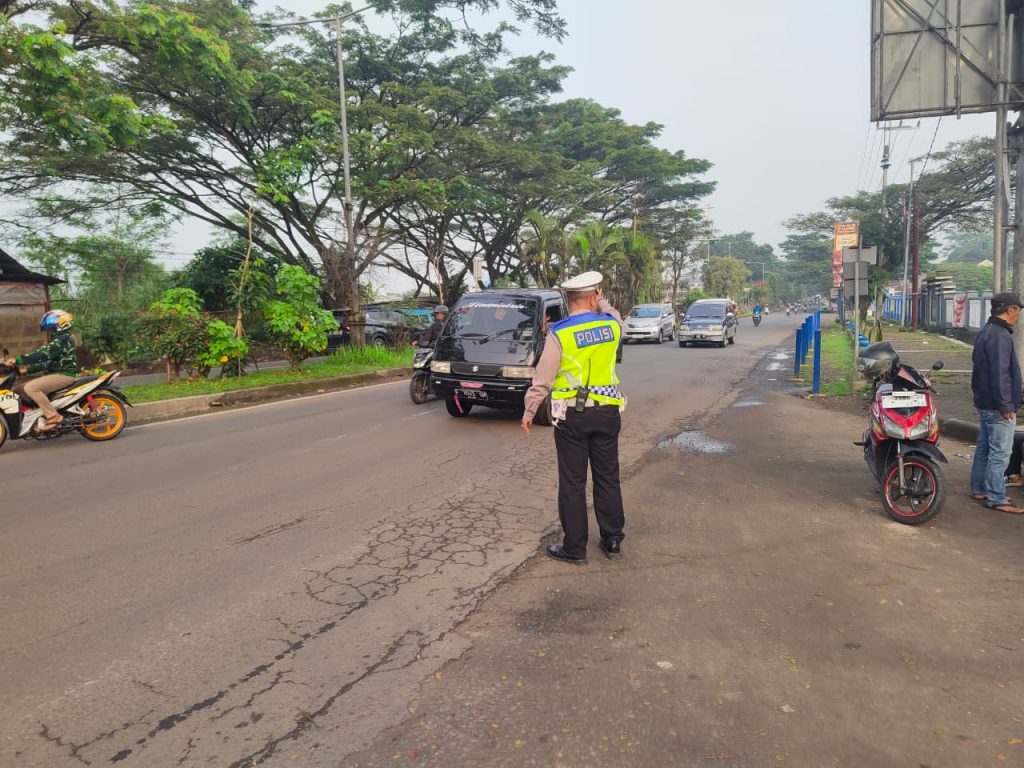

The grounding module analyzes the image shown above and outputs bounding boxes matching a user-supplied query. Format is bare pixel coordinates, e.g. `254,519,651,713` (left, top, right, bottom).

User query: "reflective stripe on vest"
550,313,623,406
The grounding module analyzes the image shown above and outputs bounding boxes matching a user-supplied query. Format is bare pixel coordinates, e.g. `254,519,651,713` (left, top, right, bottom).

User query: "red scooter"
855,342,946,525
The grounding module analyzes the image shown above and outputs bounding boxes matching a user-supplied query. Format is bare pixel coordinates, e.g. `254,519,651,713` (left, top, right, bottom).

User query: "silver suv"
624,303,676,344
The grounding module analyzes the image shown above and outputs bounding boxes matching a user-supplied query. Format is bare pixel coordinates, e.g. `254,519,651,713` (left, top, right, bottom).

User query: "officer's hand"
18,366,27,375
520,415,532,438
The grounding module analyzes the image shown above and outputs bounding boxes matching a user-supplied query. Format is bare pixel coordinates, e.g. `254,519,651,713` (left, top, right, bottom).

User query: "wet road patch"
657,431,733,454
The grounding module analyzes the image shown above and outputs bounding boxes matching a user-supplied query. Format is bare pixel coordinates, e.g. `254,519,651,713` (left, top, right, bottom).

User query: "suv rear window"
449,298,539,339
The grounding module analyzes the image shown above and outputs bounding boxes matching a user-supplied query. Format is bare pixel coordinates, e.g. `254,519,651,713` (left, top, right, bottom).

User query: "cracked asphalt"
1,314,784,766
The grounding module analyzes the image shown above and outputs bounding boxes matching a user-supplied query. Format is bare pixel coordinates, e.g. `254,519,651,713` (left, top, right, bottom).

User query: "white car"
624,303,676,344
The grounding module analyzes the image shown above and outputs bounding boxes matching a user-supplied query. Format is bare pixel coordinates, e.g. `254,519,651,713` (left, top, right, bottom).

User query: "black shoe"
599,536,623,559
546,544,587,565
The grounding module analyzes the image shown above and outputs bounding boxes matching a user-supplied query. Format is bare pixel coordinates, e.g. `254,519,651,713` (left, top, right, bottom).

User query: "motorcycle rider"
413,305,448,348
3,309,77,431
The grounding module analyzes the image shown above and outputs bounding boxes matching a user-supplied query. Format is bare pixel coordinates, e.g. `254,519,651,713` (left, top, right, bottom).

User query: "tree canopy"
0,0,715,314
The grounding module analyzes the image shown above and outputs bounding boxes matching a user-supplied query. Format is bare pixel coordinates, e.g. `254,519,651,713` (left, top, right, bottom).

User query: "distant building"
0,247,63,351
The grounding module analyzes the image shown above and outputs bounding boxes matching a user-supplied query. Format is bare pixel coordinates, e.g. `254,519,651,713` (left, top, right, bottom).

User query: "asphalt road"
0,313,799,767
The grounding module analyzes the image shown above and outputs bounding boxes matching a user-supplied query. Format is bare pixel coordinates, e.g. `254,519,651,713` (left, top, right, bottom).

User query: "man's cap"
561,271,604,292
991,291,1023,312
433,305,448,314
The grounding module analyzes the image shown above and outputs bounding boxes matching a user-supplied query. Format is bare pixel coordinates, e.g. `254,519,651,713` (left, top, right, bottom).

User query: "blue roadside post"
812,328,822,394
793,324,803,376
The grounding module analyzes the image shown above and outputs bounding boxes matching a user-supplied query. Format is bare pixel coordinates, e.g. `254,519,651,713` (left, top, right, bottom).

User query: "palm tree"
520,211,576,287
574,221,623,274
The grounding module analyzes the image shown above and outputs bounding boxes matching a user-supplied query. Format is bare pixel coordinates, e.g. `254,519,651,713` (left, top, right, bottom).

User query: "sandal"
986,502,1024,514
38,415,64,432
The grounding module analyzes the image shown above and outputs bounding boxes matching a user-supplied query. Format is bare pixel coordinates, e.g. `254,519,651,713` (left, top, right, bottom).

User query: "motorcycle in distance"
0,348,131,449
752,312,762,327
854,342,947,525
409,346,433,404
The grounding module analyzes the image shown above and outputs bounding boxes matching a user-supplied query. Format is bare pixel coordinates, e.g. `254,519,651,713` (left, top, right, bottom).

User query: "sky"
1,0,998,276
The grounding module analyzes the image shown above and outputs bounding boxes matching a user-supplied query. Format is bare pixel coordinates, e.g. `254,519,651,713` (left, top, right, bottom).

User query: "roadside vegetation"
122,346,413,404
792,322,857,396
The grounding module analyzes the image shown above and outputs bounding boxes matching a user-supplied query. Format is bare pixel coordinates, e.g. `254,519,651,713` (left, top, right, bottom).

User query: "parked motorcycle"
409,346,433,404
752,313,762,326
0,349,130,449
855,342,946,525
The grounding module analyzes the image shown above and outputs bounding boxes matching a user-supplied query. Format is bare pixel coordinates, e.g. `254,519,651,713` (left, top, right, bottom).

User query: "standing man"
970,291,1024,514
522,272,626,563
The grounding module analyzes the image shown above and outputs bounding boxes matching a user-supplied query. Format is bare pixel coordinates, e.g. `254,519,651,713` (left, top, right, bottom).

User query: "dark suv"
429,288,568,425
327,306,429,350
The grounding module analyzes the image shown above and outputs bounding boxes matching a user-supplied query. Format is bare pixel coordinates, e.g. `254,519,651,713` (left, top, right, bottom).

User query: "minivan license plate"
458,388,488,401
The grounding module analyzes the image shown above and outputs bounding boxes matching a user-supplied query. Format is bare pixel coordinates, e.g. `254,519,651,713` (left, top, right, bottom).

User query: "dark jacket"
15,332,77,377
972,316,1023,413
417,320,444,348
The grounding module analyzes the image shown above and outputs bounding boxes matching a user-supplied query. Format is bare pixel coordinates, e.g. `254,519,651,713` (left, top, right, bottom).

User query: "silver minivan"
624,303,676,344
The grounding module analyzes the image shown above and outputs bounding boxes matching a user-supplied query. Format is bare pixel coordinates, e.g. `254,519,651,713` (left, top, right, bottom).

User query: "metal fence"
880,285,992,342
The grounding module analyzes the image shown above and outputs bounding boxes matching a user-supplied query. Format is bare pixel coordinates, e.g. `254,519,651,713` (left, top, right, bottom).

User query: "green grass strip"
122,346,414,403
818,324,856,395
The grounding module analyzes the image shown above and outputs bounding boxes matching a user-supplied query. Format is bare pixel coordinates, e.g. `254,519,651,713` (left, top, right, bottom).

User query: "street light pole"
260,4,375,315
335,15,354,252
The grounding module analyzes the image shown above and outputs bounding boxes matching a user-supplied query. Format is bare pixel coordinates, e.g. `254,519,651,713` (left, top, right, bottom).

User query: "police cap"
561,271,604,293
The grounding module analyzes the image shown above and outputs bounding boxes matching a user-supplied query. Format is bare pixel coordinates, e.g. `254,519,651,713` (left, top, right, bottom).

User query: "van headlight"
430,361,451,373
680,324,690,331
502,365,535,379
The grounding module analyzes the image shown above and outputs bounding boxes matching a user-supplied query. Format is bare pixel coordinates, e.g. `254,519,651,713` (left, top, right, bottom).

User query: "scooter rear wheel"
882,455,945,525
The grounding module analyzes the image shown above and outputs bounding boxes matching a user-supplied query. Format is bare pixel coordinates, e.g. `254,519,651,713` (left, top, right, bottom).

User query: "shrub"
136,288,208,381
262,265,338,370
198,320,249,378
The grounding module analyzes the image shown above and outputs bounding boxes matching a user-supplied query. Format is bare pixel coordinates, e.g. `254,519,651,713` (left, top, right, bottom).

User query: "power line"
916,116,943,178
855,125,876,192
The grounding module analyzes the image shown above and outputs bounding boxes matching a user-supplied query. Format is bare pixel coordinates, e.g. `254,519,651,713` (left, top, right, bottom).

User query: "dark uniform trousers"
553,404,625,558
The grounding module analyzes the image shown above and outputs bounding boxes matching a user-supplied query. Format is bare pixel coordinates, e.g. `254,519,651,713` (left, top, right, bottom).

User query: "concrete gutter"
939,417,979,444
126,367,408,426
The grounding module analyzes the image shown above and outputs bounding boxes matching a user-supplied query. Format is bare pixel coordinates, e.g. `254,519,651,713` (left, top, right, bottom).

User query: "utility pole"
912,189,920,331
901,161,915,326
879,123,917,209
1012,114,1024,363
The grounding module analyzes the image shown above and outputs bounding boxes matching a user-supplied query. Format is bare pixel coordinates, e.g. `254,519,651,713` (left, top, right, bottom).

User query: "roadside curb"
128,367,408,426
940,417,978,443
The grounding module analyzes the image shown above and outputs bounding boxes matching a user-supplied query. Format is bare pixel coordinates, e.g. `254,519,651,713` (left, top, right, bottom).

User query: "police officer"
522,272,626,564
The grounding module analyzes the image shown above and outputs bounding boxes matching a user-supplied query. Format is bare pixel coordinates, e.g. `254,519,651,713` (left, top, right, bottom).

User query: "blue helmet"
40,309,73,333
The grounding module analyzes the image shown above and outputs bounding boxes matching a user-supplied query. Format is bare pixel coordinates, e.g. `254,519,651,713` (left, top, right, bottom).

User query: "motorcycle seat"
52,375,103,397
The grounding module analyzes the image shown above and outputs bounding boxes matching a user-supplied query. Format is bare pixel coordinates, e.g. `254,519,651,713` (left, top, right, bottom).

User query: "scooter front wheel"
409,372,431,404
882,455,945,525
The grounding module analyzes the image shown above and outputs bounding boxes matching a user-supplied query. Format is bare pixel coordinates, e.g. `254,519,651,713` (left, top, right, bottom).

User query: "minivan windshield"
629,306,661,318
446,298,539,341
687,303,726,319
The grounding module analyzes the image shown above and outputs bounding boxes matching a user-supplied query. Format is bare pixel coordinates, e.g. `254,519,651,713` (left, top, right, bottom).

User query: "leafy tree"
929,262,993,292
777,233,832,303
262,265,337,370
706,256,749,300
0,0,569,320
943,229,994,263
176,241,278,313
